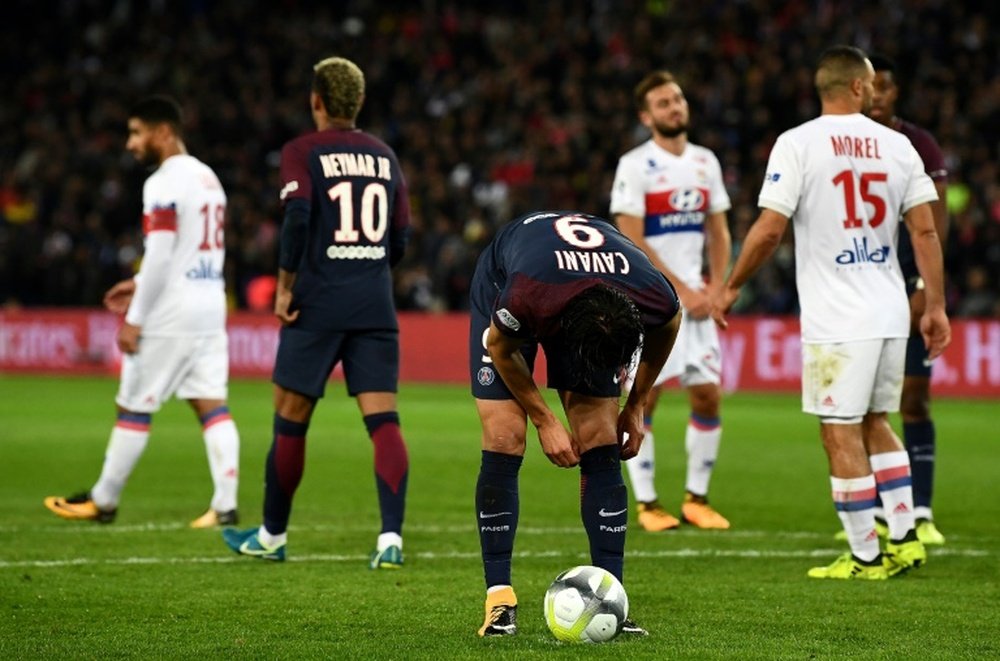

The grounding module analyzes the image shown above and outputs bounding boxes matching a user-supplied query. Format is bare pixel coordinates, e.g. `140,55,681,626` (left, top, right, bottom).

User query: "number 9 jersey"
278,128,411,331
757,113,937,343
126,154,228,336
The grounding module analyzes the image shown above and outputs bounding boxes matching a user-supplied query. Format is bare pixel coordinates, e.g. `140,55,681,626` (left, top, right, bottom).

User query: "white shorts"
655,312,721,387
116,332,229,413
801,338,906,422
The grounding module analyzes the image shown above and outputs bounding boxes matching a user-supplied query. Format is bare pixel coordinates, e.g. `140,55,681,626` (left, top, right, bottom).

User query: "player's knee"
900,385,930,421
689,386,720,418
481,425,527,456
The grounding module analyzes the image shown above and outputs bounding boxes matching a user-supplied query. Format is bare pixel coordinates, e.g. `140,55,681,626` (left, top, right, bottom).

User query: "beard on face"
135,145,161,168
653,120,688,138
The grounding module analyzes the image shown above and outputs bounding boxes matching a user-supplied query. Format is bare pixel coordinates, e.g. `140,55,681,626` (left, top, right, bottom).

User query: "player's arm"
103,278,136,314
904,201,950,359
618,316,680,460
704,211,732,299
274,197,310,325
122,226,177,354
388,166,411,268
485,322,579,468
711,208,789,329
615,213,708,317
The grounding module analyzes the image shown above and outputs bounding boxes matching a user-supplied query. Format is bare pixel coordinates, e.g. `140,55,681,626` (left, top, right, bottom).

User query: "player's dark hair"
634,70,678,111
815,45,869,98
561,284,643,389
129,95,183,135
868,53,896,74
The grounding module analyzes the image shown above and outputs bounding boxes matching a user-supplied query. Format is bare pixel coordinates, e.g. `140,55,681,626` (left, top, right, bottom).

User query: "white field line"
4,522,995,543
0,546,989,569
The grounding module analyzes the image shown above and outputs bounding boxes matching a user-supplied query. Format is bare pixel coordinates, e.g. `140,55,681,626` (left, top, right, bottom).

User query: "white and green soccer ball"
543,565,628,643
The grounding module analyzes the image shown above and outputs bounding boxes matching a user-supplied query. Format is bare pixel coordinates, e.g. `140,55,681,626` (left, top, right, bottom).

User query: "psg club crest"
477,366,496,386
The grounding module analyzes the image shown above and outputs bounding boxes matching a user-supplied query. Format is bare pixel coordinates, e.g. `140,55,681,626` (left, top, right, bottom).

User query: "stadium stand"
1,1,996,316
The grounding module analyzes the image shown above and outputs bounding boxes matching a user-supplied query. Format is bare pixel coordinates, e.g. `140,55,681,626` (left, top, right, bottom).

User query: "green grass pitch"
2,375,998,659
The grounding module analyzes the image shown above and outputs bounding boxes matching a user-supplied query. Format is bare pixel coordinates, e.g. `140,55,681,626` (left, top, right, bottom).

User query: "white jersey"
758,113,937,343
125,154,228,336
610,140,731,291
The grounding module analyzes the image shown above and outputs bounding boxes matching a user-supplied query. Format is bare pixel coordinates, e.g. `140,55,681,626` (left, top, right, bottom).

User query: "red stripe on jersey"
146,207,178,234
644,191,675,214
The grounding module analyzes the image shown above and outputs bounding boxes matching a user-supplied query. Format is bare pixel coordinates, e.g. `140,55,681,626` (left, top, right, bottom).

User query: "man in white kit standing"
712,46,949,579
611,70,733,532
45,96,240,528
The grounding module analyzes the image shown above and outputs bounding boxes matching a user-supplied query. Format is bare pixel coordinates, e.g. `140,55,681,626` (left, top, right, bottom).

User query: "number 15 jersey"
757,113,937,343
279,127,410,331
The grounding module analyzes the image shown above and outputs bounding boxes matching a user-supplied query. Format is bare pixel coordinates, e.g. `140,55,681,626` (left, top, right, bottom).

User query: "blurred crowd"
2,0,997,317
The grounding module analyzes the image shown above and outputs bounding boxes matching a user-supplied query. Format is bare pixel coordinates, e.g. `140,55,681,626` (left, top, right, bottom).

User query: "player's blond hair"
634,71,678,111
815,45,869,99
312,56,365,120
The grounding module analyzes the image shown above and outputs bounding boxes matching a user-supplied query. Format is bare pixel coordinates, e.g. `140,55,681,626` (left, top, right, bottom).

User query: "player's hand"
273,287,300,325
537,420,580,468
710,286,739,330
117,322,141,355
103,279,136,314
920,306,951,360
616,404,645,461
680,287,711,320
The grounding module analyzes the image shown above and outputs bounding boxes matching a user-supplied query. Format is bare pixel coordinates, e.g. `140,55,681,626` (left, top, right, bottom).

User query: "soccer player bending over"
469,211,680,636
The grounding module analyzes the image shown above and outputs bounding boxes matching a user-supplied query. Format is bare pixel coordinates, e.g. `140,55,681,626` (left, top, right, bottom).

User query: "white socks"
684,417,721,496
202,415,240,512
91,418,151,510
831,474,880,562
870,450,916,540
624,429,657,503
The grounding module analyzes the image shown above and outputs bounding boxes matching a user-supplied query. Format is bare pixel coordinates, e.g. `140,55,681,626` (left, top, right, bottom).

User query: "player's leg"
223,325,337,561
901,328,943,544
678,319,729,529
475,398,527,636
625,385,680,531
186,398,239,528
864,337,926,575
343,330,409,569
561,391,629,582
182,332,240,528
44,335,185,522
560,389,647,635
470,301,529,636
802,340,887,579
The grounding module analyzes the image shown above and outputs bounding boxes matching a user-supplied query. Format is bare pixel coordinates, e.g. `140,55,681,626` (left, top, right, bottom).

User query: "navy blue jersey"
279,128,410,330
893,118,947,282
472,211,679,338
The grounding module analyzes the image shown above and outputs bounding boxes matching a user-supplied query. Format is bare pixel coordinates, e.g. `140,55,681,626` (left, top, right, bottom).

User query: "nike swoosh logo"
479,511,512,519
598,508,627,517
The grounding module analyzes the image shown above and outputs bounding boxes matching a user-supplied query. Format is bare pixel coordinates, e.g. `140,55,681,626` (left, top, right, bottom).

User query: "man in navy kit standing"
224,56,411,567
868,53,950,545
470,211,681,637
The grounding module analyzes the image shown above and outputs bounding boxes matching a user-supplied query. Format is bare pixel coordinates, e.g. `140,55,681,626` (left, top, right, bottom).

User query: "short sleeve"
757,133,800,218
609,156,646,218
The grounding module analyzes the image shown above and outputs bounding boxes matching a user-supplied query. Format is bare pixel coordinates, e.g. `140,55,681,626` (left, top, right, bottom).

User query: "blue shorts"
904,330,932,378
468,291,621,400
273,326,399,399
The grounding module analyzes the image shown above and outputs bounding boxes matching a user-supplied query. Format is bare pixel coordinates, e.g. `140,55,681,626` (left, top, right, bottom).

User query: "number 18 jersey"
757,113,937,343
127,154,228,336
